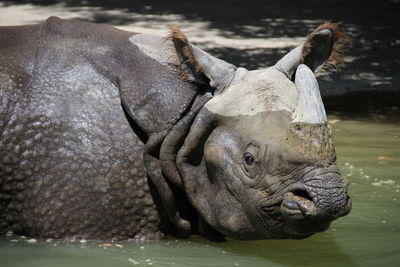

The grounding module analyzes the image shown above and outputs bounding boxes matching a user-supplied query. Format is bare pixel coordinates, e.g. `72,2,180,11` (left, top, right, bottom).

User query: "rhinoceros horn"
292,64,327,124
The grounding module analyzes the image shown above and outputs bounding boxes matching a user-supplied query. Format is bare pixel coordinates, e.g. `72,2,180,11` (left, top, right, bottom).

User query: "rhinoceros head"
169,23,351,239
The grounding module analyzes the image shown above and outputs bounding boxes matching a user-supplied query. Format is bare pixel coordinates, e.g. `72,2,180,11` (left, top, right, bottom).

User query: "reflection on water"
0,117,399,267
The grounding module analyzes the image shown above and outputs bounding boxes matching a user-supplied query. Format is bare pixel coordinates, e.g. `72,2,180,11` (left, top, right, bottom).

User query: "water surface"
0,117,399,267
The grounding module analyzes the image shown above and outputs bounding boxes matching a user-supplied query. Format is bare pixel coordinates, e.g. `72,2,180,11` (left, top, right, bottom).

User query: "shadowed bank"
1,0,399,117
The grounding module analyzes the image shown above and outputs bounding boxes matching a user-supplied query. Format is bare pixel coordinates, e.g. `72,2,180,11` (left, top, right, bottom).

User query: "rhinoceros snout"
302,166,351,220
281,166,351,230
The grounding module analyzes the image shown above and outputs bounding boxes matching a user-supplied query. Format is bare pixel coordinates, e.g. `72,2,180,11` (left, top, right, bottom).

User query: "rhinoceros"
0,17,351,241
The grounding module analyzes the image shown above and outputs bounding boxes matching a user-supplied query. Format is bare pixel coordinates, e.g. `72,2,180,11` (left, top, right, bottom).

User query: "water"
0,117,399,267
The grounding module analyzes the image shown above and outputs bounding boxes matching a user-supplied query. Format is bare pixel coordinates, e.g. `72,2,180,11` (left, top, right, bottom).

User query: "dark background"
1,0,399,116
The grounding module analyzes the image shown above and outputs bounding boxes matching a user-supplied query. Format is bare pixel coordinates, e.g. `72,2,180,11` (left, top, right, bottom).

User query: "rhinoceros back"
0,18,163,240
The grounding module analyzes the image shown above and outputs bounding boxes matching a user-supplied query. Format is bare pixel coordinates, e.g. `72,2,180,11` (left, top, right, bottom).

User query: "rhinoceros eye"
243,145,260,175
244,153,256,166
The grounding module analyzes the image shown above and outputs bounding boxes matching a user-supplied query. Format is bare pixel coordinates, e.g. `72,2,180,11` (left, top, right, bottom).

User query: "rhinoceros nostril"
292,189,313,202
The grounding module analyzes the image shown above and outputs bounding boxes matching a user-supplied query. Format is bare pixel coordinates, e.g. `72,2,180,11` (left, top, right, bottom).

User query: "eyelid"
243,147,259,174
246,144,260,158
242,143,263,177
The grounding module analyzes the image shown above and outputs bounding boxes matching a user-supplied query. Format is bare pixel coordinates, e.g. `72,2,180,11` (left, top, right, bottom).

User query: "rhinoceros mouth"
258,184,318,221
278,184,331,235
281,191,317,221
279,193,331,237
278,186,336,237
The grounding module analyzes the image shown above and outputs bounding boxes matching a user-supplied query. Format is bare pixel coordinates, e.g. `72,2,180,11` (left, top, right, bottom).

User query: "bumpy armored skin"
0,18,351,241
0,17,199,240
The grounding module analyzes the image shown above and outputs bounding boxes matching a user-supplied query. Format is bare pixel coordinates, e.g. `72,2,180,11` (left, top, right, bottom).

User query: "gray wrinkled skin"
0,17,351,241
0,17,195,240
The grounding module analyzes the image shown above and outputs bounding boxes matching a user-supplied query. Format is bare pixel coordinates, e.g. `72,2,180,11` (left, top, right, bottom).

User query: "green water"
0,117,399,267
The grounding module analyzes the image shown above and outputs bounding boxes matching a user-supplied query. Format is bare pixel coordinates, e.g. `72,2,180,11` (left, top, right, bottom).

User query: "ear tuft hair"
163,26,206,82
301,22,351,74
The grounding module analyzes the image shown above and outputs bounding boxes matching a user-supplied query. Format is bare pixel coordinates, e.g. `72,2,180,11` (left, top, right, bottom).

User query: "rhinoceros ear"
275,22,350,78
166,26,236,92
